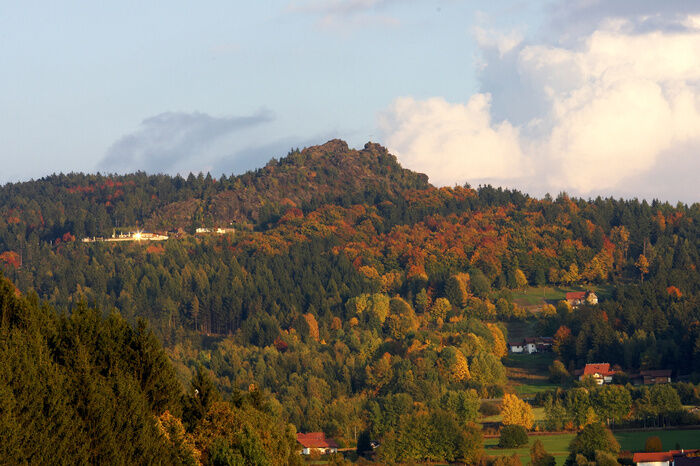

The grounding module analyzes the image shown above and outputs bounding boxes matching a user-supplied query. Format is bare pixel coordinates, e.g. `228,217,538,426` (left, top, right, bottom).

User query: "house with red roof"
566,291,598,307
575,363,615,385
633,449,700,465
296,432,339,455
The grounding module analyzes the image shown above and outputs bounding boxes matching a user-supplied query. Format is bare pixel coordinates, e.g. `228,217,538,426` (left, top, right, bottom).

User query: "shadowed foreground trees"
0,273,299,465
0,274,183,463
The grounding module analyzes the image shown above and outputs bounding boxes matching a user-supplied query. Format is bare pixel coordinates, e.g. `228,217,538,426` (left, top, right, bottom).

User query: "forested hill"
0,139,428,250
1,139,700,461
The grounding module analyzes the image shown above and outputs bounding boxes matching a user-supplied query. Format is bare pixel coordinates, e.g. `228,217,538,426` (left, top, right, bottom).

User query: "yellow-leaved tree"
501,393,534,430
486,323,508,358
452,350,471,382
514,268,528,290
303,313,319,341
635,254,650,282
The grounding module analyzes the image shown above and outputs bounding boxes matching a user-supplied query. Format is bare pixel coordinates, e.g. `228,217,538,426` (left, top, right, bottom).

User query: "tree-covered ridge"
0,140,428,250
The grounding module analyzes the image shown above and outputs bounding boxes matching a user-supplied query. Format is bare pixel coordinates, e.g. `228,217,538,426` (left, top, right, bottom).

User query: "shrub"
498,425,528,448
549,360,570,384
491,453,523,465
479,401,502,417
567,423,619,462
530,439,555,466
594,450,619,466
645,436,662,452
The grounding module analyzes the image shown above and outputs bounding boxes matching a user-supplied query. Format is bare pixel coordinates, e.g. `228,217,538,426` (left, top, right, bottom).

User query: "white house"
296,432,338,455
509,342,525,353
509,337,553,354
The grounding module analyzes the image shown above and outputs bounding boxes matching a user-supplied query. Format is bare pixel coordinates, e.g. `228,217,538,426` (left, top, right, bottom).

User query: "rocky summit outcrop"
145,140,430,229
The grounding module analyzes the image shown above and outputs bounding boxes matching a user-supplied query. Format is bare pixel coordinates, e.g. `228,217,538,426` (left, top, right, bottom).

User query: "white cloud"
524,23,700,192
473,27,523,57
379,15,700,200
378,95,526,186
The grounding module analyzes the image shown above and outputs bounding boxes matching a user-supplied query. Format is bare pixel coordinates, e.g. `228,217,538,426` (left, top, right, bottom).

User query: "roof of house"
640,369,672,377
566,291,587,300
633,451,674,462
582,363,615,376
296,432,339,449
633,450,700,463
510,337,552,347
525,337,553,343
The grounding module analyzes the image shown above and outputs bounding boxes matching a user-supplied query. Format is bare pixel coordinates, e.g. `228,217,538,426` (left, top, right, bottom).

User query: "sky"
2,0,700,203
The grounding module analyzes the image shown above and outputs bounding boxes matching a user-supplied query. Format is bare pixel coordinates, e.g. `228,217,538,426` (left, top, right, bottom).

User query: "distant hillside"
0,140,428,250
144,139,430,230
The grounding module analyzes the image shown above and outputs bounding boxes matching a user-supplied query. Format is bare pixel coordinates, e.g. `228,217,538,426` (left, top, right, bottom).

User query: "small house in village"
632,369,672,385
565,291,598,307
509,341,525,353
575,363,615,385
196,227,235,235
296,432,339,455
509,337,553,354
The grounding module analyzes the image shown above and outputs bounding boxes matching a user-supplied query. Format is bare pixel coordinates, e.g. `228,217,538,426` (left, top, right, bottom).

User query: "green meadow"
485,429,700,465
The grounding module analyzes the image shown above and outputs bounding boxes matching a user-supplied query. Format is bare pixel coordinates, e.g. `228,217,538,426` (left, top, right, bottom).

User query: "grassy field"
615,429,700,452
510,284,614,308
485,433,575,465
511,286,571,307
505,320,539,342
503,351,558,397
485,428,700,465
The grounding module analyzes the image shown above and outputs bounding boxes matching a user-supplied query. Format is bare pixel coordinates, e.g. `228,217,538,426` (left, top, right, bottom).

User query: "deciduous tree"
501,394,534,430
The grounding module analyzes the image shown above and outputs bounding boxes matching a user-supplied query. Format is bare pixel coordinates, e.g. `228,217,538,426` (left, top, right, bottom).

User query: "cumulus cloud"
473,27,523,58
378,95,526,186
548,0,700,39
379,11,700,201
99,110,273,174
524,27,700,193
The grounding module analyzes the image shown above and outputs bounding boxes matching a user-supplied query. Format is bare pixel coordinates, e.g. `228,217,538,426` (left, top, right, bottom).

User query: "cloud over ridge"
378,94,526,187
99,110,273,175
379,8,700,202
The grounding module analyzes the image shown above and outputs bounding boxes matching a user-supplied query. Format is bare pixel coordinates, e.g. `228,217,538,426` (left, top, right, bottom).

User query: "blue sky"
2,1,700,202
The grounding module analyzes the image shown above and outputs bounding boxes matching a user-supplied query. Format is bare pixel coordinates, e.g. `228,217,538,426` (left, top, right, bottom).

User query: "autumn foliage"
0,251,20,269
501,393,535,430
